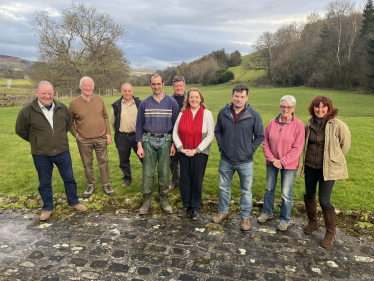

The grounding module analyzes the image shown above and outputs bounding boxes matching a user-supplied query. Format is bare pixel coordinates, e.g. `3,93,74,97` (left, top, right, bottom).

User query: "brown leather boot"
304,197,318,234
321,207,336,248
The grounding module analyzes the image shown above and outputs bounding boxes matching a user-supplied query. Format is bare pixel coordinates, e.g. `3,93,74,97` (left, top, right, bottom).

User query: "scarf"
178,105,204,149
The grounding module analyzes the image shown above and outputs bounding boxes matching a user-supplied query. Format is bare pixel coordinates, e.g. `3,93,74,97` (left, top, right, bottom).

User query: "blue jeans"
262,164,297,223
218,158,253,218
32,150,80,211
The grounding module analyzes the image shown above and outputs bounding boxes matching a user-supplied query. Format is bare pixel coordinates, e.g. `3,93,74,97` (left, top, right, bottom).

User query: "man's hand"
170,144,176,156
106,134,112,145
137,142,144,158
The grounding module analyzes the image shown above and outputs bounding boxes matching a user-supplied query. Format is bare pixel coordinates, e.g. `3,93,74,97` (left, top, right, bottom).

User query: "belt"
148,132,171,138
120,132,135,136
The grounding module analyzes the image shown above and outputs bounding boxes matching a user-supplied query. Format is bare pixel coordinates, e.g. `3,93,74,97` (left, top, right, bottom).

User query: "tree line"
249,0,374,91
131,49,241,86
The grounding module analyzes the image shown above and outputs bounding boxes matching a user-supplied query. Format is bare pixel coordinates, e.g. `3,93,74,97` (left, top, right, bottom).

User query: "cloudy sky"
0,0,357,70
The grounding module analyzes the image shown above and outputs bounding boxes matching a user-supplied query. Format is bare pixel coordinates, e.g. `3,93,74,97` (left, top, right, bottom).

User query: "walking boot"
139,193,152,215
159,195,173,214
321,207,336,248
304,197,319,234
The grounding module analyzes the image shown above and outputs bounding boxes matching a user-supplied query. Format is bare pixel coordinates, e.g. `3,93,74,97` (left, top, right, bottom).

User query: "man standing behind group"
213,84,264,231
69,76,114,198
169,76,187,191
16,81,87,221
136,73,179,214
111,83,142,188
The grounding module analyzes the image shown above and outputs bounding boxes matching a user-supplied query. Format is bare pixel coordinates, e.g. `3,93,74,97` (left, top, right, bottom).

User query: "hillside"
0,55,34,71
227,53,266,82
131,68,154,76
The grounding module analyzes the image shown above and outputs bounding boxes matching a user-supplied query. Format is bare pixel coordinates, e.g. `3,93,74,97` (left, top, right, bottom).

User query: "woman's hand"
185,149,197,157
273,159,283,169
181,149,197,157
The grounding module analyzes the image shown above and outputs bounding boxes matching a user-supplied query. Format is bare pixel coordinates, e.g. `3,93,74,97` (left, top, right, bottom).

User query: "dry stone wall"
0,94,35,108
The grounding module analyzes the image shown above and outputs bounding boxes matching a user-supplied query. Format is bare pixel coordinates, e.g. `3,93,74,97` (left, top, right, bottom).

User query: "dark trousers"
169,154,180,185
178,152,208,211
117,132,143,183
304,166,335,210
32,150,79,211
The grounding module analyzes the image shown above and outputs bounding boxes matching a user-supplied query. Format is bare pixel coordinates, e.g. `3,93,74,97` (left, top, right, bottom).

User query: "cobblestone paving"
0,208,373,280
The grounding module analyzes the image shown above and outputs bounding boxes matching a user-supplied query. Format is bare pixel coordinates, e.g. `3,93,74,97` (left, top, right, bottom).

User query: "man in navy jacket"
213,84,264,231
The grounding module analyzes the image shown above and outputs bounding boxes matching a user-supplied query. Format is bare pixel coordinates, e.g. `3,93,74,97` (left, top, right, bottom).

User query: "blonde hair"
181,88,208,112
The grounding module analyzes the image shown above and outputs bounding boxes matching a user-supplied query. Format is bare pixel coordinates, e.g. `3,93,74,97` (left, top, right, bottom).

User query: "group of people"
15,73,351,248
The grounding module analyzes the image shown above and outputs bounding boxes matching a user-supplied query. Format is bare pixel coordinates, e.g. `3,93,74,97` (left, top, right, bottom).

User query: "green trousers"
142,140,171,195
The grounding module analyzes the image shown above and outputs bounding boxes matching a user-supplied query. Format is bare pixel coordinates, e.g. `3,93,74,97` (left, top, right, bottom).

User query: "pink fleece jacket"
262,114,305,169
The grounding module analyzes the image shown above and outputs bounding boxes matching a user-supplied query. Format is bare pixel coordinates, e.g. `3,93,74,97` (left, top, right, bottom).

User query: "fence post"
56,91,59,100
99,89,101,96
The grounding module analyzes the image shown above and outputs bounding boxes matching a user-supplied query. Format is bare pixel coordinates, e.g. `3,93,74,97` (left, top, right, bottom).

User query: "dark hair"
172,76,185,85
232,83,249,96
150,73,163,83
308,95,338,121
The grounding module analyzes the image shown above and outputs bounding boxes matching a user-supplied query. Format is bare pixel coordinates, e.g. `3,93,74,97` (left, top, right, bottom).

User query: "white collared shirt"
38,100,55,129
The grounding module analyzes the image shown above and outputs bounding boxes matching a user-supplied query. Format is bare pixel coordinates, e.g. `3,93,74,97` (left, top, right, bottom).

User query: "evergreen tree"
367,38,374,79
320,22,329,41
317,22,329,59
361,0,374,37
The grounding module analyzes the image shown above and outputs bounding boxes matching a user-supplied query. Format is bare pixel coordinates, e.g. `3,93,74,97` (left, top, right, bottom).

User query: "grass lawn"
1,84,373,213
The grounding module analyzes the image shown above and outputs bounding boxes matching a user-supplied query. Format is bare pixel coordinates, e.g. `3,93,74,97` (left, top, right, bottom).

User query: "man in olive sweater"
69,76,114,198
16,81,87,221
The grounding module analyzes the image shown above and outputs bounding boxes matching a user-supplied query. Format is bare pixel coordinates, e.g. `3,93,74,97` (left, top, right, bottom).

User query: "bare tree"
324,0,355,67
29,2,129,92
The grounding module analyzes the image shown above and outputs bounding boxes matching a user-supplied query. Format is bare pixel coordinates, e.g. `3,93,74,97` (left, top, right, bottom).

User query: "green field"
228,53,266,82
0,79,35,95
1,83,373,213
0,78,34,86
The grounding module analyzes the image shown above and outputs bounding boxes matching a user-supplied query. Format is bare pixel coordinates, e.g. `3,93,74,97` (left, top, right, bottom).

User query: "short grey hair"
80,76,94,87
172,76,185,85
36,81,54,92
121,83,133,91
280,95,296,107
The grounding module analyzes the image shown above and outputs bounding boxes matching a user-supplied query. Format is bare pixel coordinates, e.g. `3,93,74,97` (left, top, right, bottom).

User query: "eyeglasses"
280,106,294,110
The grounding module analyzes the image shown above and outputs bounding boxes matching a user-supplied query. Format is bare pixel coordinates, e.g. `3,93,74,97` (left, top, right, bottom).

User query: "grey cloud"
1,0,334,69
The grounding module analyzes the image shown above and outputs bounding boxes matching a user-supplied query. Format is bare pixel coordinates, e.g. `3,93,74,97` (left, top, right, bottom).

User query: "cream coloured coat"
297,118,351,181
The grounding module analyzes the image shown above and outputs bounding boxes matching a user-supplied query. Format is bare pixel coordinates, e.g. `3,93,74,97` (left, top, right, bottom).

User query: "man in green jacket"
16,81,87,221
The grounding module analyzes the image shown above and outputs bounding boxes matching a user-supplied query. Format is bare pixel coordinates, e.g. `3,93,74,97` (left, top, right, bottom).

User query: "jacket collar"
172,92,187,98
275,113,294,124
224,102,252,121
31,98,61,112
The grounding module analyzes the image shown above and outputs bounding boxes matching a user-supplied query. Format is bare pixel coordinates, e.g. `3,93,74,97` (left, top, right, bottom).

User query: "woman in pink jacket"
257,95,305,231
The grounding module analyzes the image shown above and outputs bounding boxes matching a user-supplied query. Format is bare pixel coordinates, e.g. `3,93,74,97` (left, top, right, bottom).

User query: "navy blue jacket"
215,103,264,165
